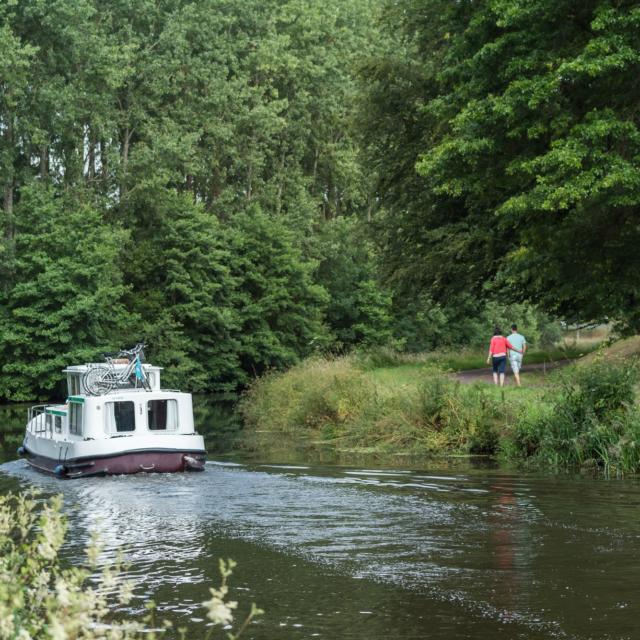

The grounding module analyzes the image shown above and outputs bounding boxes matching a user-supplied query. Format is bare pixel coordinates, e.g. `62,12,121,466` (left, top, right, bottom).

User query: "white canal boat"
18,344,206,478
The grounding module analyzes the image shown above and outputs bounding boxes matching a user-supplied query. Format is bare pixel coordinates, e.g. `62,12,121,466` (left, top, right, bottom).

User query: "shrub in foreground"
0,492,261,639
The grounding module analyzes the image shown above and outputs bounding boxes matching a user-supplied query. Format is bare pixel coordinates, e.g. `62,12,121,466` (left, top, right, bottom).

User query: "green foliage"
0,492,261,640
229,208,331,377
390,294,449,353
315,217,393,350
240,357,373,435
242,350,640,473
122,192,329,391
0,492,140,639
0,0,390,399
121,189,242,392
390,296,562,355
354,347,415,371
506,359,640,473
241,354,505,455
362,0,640,330
0,185,133,400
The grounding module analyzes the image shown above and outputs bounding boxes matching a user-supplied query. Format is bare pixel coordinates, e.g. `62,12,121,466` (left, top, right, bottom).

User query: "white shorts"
509,354,523,374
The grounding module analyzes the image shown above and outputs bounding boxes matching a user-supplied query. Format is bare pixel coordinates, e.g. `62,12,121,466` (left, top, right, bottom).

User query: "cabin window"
69,403,83,435
35,414,48,434
105,401,136,433
54,416,62,433
68,374,80,396
147,399,178,431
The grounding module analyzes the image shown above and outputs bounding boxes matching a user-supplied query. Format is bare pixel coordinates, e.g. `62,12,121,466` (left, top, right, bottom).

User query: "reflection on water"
1,456,639,640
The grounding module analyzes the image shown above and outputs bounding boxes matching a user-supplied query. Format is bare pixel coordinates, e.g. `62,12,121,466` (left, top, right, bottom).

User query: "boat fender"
53,464,68,478
17,445,26,457
183,455,205,471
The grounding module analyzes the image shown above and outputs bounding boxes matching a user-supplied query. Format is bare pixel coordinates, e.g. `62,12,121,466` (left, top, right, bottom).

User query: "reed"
505,357,640,474
241,350,640,474
240,355,514,457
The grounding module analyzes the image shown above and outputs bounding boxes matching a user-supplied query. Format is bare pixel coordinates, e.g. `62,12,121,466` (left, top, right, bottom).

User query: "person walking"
486,327,520,387
507,324,527,387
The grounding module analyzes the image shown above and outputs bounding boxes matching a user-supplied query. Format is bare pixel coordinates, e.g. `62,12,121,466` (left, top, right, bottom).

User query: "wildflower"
86,531,104,568
118,581,134,605
48,618,67,640
202,586,238,627
0,607,16,638
219,558,237,579
55,578,71,607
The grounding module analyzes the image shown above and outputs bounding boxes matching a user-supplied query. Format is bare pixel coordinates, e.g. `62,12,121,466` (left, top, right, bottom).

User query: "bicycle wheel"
82,366,115,395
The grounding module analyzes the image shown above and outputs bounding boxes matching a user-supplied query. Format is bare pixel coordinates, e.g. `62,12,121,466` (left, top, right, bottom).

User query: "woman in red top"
486,327,521,387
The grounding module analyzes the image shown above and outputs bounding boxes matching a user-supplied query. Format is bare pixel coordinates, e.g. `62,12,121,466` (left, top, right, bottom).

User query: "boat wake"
1,459,637,640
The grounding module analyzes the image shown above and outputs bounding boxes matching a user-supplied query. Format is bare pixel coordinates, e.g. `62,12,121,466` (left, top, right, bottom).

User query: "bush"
0,492,261,639
242,352,640,473
240,356,373,435
353,347,414,371
505,358,640,473
242,356,504,456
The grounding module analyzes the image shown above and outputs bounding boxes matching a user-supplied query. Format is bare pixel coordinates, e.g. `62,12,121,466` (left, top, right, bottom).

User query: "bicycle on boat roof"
82,343,151,395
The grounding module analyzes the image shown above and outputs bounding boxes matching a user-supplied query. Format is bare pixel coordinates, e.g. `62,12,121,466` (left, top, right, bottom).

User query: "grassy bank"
240,343,640,475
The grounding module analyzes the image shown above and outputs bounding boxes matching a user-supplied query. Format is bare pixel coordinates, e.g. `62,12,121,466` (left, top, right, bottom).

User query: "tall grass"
240,356,508,456
242,350,640,474
504,358,640,474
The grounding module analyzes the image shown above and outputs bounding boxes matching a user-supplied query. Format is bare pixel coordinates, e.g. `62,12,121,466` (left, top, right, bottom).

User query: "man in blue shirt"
508,324,527,386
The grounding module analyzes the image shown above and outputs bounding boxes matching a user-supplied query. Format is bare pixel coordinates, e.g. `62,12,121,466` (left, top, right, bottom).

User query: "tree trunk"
3,182,13,240
246,163,253,201
208,168,222,211
88,128,96,181
121,127,132,197
40,145,49,179
312,147,319,186
276,148,285,215
100,139,108,185
3,118,14,240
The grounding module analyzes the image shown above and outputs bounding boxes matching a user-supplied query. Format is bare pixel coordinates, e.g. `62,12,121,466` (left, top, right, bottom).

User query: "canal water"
1,402,639,640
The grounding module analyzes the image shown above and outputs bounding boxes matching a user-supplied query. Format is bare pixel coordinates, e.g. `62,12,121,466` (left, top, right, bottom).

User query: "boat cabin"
27,362,194,442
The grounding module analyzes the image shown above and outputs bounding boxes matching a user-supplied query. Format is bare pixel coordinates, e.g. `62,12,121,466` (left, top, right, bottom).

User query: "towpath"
454,360,570,384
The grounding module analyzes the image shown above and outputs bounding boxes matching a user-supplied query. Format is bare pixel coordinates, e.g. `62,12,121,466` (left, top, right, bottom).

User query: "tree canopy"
0,0,388,399
362,0,640,330
1,0,638,399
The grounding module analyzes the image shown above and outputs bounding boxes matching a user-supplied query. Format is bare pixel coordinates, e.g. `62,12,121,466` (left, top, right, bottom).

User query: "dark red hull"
23,448,206,478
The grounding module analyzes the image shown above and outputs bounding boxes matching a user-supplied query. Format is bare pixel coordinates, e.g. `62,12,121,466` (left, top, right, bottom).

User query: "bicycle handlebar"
102,343,147,362
117,343,146,356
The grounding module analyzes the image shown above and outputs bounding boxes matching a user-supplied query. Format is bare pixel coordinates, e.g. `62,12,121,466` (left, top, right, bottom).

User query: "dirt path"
455,360,571,384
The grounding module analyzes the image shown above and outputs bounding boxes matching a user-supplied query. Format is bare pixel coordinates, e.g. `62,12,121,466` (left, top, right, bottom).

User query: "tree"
229,207,330,377
315,217,392,349
121,188,242,392
0,185,132,400
362,0,640,330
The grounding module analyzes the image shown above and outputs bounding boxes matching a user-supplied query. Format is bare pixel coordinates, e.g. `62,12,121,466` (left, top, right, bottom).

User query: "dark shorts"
492,356,507,374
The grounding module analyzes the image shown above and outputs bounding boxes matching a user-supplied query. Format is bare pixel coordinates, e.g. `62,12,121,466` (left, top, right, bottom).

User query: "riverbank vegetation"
241,346,640,475
0,491,260,639
2,1,640,402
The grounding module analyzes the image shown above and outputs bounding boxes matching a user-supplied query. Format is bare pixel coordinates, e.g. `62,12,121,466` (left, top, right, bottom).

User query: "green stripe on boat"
46,409,67,416
67,396,85,404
